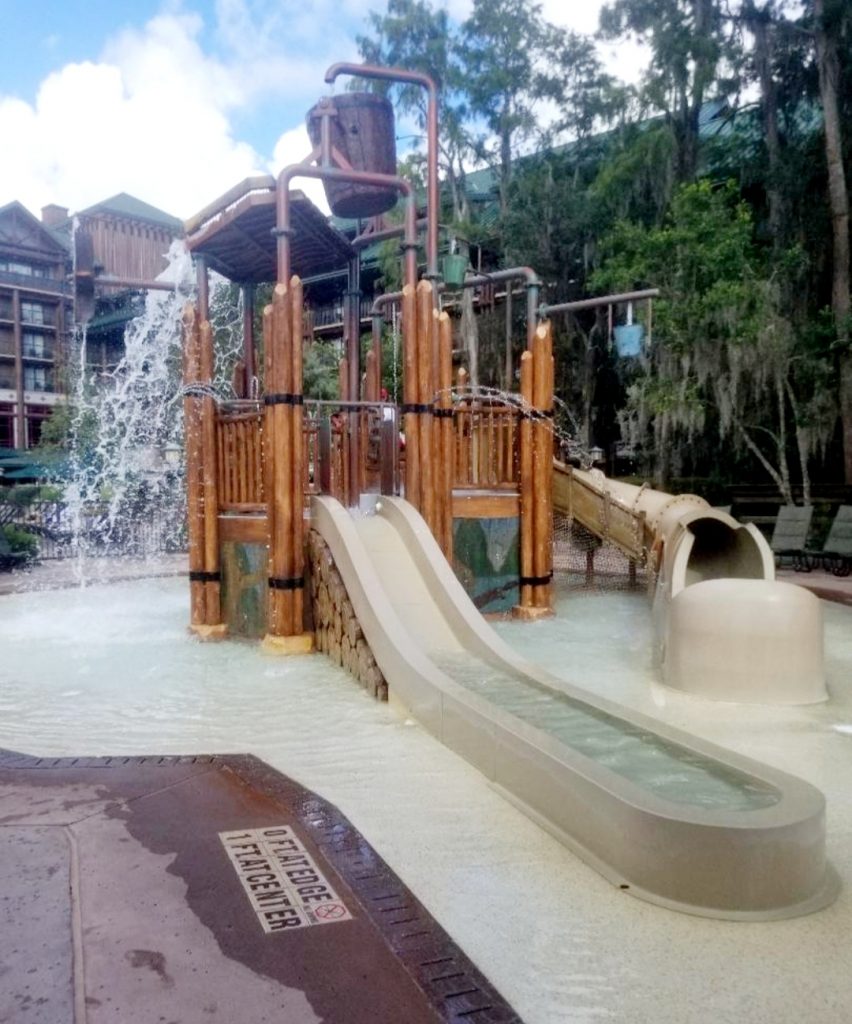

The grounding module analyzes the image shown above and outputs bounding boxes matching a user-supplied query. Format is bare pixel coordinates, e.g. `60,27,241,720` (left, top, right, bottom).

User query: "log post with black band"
513,322,554,620
262,281,314,654
532,322,554,614
198,317,226,637
182,305,207,631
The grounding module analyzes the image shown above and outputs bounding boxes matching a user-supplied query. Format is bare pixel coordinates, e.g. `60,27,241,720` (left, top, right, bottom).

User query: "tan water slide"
311,495,836,919
553,463,826,704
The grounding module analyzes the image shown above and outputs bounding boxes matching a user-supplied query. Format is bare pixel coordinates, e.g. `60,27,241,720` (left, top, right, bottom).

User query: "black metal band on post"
270,226,296,239
433,408,454,419
520,408,554,420
268,576,305,591
519,572,553,587
189,570,221,583
401,402,434,414
263,392,304,407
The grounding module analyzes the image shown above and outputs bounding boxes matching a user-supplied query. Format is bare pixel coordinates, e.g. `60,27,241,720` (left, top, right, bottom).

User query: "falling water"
60,242,244,577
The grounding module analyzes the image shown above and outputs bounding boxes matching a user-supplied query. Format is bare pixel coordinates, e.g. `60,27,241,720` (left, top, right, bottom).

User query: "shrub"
1,525,39,561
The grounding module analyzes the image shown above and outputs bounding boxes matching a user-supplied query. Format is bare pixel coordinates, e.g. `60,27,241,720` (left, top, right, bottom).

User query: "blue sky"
0,0,627,221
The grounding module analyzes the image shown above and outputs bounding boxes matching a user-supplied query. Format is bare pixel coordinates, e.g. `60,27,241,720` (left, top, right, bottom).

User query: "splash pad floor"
0,748,517,1023
1,572,851,1023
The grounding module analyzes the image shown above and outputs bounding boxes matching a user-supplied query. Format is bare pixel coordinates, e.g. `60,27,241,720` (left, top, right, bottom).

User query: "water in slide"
311,495,836,920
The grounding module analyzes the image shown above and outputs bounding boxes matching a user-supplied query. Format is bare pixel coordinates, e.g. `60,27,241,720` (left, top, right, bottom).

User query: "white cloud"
0,11,264,221
270,125,331,214
0,0,650,226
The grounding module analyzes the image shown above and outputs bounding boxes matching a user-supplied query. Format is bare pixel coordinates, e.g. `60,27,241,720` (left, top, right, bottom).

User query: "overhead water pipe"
275,100,420,508
275,158,418,288
324,62,440,284
539,288,659,317
370,265,543,355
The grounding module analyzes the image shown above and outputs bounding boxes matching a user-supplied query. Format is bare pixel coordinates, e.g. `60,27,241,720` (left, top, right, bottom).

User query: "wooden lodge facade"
0,194,182,452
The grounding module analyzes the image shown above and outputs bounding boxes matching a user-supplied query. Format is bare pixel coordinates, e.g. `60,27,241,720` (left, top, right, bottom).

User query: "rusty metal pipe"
277,165,416,288
540,288,660,317
352,218,428,250
324,62,439,283
195,257,209,321
369,265,543,347
91,277,178,292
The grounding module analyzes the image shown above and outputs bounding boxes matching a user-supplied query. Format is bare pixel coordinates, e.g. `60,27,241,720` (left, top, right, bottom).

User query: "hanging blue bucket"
614,323,644,357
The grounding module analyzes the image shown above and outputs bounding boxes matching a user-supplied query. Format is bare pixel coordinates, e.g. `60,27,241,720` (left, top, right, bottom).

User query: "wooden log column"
416,280,437,534
401,283,421,509
198,318,226,635
436,311,454,559
513,321,554,620
262,279,314,655
182,305,207,631
532,322,554,613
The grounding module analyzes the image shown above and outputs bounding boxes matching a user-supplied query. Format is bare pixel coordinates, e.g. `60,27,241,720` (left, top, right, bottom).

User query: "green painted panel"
452,516,519,614
221,541,268,639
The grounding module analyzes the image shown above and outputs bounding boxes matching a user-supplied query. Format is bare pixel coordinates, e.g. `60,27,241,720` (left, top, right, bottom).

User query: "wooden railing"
216,404,264,510
215,395,527,514
215,399,400,513
453,400,519,490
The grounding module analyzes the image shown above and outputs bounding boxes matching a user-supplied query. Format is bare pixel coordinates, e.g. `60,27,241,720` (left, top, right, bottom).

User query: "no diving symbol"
314,902,347,922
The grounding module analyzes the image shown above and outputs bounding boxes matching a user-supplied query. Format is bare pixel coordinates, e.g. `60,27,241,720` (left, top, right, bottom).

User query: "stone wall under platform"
306,529,388,701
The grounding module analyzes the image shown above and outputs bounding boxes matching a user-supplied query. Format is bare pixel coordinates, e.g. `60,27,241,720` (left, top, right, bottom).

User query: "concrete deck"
0,749,520,1024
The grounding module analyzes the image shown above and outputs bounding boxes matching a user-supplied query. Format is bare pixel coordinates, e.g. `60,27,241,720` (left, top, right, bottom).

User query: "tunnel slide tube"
311,495,836,920
553,465,827,704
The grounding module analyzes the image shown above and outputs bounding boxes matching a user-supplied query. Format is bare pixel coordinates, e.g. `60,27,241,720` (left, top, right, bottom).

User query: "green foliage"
303,340,344,401
1,524,38,560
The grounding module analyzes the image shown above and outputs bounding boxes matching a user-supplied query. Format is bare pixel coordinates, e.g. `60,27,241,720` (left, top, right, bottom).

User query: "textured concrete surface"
0,752,520,1024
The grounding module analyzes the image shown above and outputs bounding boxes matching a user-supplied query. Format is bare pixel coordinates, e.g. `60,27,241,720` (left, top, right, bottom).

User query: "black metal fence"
0,500,187,560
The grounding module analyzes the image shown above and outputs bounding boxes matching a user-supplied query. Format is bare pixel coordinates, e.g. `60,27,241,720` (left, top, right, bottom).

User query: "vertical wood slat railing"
452,389,520,490
214,400,400,512
215,396,522,504
216,407,265,510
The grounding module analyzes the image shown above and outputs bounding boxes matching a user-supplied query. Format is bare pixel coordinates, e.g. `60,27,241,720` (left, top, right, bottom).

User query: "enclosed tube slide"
311,495,836,919
555,467,827,704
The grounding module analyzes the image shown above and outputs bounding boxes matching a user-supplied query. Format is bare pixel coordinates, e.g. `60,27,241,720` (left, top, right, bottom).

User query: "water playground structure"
178,63,835,920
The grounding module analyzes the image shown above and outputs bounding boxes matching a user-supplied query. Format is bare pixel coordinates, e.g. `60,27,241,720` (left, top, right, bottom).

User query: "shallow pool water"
3,575,852,1024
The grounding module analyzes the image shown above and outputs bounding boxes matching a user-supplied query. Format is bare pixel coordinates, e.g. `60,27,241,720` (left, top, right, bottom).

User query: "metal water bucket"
306,94,398,219
442,254,468,288
614,323,644,357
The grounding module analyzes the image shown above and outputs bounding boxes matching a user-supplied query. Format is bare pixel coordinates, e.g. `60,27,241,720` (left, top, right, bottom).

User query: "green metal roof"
78,193,183,231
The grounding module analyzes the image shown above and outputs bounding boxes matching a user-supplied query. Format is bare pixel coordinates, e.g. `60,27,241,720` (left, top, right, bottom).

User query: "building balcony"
0,269,72,295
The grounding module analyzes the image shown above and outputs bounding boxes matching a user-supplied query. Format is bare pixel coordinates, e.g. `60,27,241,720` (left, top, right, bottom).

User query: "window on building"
26,406,51,448
22,333,46,359
23,366,53,392
21,301,45,325
0,404,14,447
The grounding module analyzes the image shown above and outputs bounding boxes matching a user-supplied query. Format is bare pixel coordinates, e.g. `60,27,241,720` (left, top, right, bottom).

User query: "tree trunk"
814,0,852,480
747,2,787,248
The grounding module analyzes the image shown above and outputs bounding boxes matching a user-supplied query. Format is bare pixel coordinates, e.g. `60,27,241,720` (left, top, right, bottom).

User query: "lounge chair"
769,504,813,569
801,505,852,577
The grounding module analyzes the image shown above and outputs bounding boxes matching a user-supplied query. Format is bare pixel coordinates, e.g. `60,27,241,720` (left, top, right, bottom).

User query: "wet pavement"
0,749,520,1024
0,553,188,595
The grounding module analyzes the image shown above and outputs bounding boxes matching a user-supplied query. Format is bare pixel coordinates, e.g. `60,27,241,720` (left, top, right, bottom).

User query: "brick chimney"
41,204,69,227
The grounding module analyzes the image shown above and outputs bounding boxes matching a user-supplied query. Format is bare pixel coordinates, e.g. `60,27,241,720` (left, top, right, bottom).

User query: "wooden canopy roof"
184,176,354,284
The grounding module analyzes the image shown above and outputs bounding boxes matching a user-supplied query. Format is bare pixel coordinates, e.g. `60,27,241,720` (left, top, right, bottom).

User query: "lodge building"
0,194,182,451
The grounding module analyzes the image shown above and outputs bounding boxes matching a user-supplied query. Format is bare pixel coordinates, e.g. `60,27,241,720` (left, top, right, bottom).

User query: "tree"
600,0,732,184
459,0,555,217
811,0,851,480
593,181,833,496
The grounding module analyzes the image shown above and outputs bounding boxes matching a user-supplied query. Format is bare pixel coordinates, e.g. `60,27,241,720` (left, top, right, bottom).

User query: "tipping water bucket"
306,94,398,219
442,253,468,288
613,323,644,357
